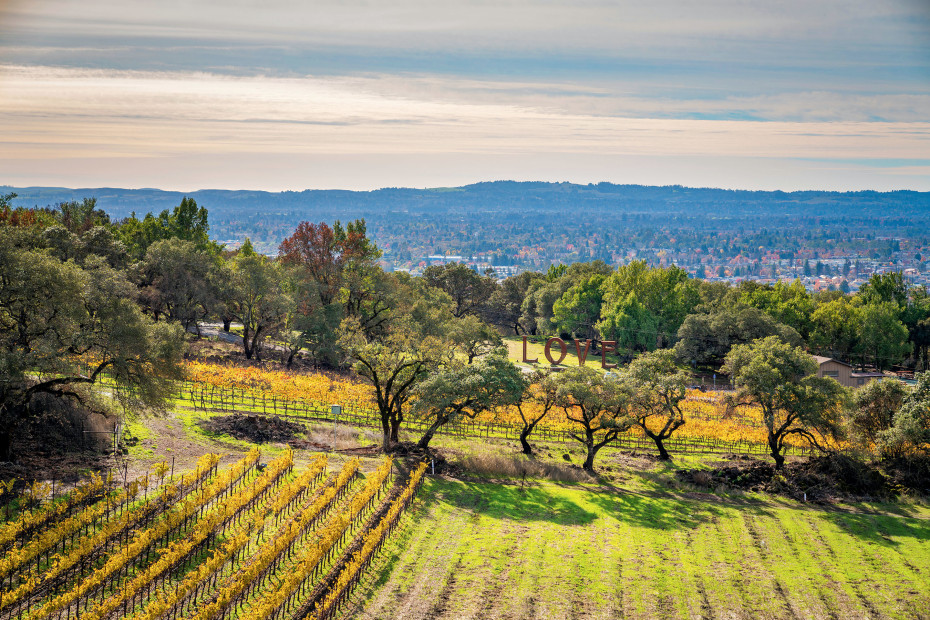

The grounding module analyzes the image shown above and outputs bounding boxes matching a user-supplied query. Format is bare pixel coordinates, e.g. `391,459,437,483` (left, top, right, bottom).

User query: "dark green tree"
674,305,802,367
521,261,611,336
0,233,185,460
857,302,910,371
423,262,498,319
859,272,908,308
880,371,930,456
597,260,699,351
485,271,542,335
723,336,848,469
809,297,861,362
226,245,290,360
118,197,218,259
739,279,816,340
138,238,219,330
552,273,606,342
848,379,907,453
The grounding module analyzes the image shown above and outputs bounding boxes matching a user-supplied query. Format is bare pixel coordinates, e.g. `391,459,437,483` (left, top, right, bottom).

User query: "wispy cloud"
0,0,928,190
2,65,927,158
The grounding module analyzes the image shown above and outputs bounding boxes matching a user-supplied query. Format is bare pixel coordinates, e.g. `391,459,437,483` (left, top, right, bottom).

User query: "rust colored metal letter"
545,337,568,365
573,339,592,366
601,341,617,369
522,336,538,363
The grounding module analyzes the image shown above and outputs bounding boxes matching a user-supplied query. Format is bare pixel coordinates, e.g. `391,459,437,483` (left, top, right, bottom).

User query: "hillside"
5,182,930,275
350,477,930,620
3,350,929,620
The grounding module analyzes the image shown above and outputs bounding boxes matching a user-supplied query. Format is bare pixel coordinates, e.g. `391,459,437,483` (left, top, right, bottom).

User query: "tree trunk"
519,426,534,455
417,418,446,450
583,442,596,471
0,430,13,462
390,412,402,444
285,348,296,369
381,415,392,452
646,431,671,460
655,439,671,460
242,325,254,360
247,326,263,361
222,317,231,332
771,450,785,470
769,433,785,470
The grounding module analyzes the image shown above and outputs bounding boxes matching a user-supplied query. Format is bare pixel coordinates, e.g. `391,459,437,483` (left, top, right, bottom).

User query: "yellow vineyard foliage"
184,361,813,449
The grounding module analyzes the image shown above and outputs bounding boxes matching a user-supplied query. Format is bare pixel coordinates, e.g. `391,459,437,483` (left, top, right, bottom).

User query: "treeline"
2,194,928,477
473,260,929,372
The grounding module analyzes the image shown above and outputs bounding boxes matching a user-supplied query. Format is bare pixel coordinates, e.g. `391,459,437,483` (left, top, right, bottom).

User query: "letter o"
544,337,568,365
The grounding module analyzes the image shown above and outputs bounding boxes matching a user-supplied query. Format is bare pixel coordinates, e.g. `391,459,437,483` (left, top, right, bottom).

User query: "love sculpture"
521,336,617,369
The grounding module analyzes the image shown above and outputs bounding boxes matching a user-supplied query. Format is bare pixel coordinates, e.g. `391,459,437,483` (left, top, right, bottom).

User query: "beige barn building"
811,355,886,388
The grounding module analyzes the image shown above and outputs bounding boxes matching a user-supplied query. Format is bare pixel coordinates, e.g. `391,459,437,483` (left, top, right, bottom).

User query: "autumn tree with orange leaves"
278,220,383,366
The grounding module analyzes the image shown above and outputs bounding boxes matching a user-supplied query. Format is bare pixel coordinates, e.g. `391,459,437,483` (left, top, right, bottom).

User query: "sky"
1,0,929,192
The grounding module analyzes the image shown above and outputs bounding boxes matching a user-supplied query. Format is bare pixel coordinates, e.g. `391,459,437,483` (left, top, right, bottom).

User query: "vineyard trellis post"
331,404,342,453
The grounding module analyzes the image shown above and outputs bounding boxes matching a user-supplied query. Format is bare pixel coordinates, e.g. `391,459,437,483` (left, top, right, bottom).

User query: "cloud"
2,65,927,162
0,0,927,190
3,0,928,72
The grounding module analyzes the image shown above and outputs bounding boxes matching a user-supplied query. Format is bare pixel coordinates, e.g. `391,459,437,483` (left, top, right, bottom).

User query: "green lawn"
349,477,930,620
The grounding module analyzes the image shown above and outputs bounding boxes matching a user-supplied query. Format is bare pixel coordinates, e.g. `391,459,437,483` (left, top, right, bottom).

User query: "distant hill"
5,182,930,272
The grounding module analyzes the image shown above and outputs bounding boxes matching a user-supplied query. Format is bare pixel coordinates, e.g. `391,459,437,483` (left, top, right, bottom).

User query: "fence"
174,382,814,457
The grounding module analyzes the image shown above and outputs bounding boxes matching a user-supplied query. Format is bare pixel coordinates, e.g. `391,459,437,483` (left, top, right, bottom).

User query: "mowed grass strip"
348,478,930,620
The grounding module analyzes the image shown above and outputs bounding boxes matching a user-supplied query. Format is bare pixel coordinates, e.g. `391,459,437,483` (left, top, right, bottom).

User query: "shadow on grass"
586,489,724,530
435,480,598,526
824,510,930,547
432,478,723,530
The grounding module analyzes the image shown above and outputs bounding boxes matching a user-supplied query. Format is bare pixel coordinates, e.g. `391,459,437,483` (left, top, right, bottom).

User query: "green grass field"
116,397,930,620
348,477,930,620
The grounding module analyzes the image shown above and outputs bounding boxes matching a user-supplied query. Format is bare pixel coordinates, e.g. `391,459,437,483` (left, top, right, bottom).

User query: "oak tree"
555,366,633,471
0,232,185,460
624,349,691,460
723,336,848,469
423,262,497,319
410,352,527,450
515,371,559,455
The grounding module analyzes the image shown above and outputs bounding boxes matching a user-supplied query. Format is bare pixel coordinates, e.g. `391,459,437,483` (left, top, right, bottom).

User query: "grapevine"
238,458,393,620
23,450,258,620
0,471,110,553
71,451,295,620
310,461,428,620
0,453,221,615
128,456,327,620
186,458,361,620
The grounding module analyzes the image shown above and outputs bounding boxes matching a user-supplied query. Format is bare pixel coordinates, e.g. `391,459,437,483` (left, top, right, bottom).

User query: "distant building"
811,355,887,388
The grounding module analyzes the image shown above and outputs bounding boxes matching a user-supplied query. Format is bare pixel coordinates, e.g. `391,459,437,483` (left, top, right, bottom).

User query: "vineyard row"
1,448,427,620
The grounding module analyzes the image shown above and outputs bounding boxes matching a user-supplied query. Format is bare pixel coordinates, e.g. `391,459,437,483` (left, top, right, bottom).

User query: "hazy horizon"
4,179,930,196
